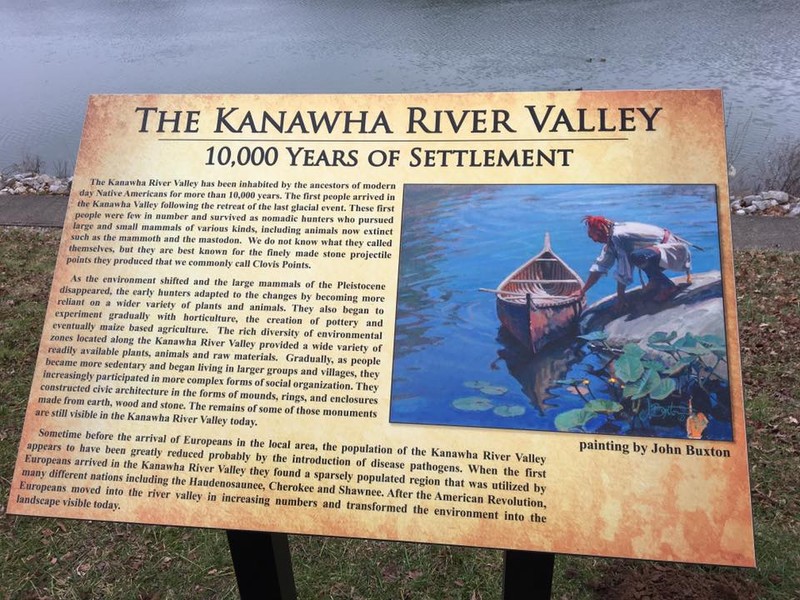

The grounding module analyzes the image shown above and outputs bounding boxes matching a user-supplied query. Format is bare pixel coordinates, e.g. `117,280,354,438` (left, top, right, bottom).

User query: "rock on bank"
0,171,72,195
579,271,724,349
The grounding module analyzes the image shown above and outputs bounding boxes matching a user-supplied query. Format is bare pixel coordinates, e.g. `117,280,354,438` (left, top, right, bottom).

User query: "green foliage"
585,400,623,414
554,400,623,432
612,331,727,404
615,352,644,383
570,328,729,437
648,331,677,344
554,408,597,432
650,376,677,400
628,368,662,400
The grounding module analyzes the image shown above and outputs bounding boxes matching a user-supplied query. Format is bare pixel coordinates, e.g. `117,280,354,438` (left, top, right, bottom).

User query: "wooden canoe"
492,233,586,353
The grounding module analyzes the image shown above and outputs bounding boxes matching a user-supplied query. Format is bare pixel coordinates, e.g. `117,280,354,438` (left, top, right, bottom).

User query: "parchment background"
8,91,754,566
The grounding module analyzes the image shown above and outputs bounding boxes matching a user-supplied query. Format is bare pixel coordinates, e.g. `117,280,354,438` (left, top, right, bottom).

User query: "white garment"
589,221,692,285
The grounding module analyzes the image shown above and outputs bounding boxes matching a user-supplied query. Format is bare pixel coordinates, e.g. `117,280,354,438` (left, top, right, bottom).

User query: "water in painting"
389,184,733,441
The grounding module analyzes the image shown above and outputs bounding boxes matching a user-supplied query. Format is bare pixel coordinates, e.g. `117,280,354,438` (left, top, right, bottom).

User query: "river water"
1,0,799,182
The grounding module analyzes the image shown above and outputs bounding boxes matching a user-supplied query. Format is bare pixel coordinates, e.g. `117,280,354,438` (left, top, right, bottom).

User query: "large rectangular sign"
9,91,754,566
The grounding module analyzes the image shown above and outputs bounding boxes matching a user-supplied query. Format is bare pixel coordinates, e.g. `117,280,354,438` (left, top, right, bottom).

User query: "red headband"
583,215,611,234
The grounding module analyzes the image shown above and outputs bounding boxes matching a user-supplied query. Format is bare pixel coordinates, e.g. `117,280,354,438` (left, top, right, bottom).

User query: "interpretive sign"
9,91,754,566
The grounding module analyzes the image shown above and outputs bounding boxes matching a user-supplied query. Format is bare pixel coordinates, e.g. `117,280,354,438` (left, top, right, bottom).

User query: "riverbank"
2,174,799,249
730,190,800,216
3,169,799,217
0,171,71,196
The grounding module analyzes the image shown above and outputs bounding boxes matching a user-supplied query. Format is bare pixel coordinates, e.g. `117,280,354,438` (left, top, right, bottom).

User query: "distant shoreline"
2,160,800,244
2,193,799,251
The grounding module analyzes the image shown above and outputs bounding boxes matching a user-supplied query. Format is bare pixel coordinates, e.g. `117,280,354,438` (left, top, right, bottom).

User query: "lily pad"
585,399,623,414
478,385,508,396
493,405,525,417
631,368,663,400
615,353,644,383
554,408,596,431
648,342,677,352
463,380,491,390
452,396,494,411
649,376,677,400
642,359,666,371
673,332,699,349
647,331,681,352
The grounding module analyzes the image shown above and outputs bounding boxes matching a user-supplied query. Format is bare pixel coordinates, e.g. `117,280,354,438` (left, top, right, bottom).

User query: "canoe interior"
495,235,586,352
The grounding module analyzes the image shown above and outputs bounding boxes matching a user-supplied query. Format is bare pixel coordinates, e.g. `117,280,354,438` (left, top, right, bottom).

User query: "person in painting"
572,215,692,310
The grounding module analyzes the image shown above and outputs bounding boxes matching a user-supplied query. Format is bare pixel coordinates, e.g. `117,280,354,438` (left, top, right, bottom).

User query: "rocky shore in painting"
579,271,724,350
559,270,730,440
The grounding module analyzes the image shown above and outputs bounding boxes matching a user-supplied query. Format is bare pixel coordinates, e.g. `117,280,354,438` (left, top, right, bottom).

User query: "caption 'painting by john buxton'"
390,184,732,442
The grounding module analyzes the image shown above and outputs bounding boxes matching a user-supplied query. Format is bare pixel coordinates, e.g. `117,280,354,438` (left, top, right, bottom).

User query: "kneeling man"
573,215,692,310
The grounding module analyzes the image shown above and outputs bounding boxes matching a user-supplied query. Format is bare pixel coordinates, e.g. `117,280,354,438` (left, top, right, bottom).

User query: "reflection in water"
493,328,575,415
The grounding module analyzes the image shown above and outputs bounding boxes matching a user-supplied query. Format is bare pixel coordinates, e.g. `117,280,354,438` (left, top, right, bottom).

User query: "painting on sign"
390,183,732,441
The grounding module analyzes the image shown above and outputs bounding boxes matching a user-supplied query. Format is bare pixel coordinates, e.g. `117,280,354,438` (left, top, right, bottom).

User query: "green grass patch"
0,232,797,598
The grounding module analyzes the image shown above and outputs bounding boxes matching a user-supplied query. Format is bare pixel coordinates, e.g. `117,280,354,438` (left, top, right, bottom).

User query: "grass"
1,228,798,599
